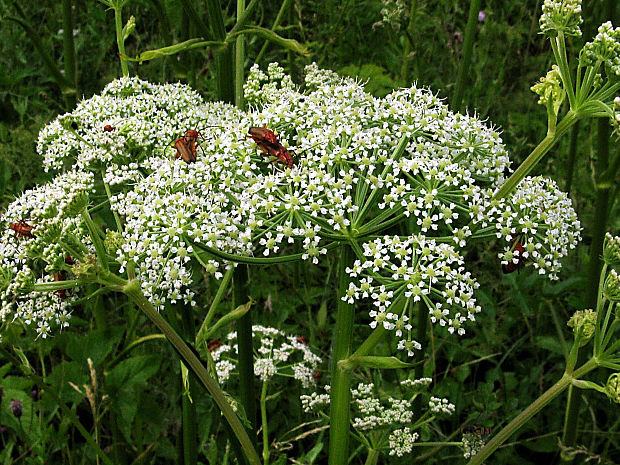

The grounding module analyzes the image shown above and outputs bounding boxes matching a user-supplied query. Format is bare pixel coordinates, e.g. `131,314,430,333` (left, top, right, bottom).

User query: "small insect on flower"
10,220,35,239
103,125,115,132
502,237,526,274
248,127,295,168
296,336,309,344
173,129,201,164
312,371,322,381
53,271,68,299
207,338,222,352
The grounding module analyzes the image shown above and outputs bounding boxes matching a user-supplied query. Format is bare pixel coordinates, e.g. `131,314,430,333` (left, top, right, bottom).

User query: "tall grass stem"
452,0,482,112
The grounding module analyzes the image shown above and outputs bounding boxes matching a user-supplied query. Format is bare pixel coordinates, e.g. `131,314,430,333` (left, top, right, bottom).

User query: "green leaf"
229,27,310,56
122,38,227,63
338,355,416,371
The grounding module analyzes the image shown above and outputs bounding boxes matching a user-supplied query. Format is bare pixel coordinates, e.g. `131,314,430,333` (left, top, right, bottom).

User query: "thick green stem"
235,0,246,109
122,280,261,465
467,359,598,465
412,302,428,417
114,6,129,77
565,122,579,196
328,245,355,465
562,118,611,451
493,110,579,199
364,449,380,465
451,0,482,112
234,265,257,439
61,0,77,110
260,382,270,465
181,307,198,465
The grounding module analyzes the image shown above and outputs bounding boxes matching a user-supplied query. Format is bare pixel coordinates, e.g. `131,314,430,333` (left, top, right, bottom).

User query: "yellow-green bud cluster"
567,308,596,346
531,65,565,114
605,373,620,404
104,229,124,257
540,0,583,37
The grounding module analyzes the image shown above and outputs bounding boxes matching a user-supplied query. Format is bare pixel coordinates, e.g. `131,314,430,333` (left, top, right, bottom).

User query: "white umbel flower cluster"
0,171,93,337
1,63,581,339
301,379,454,458
210,325,321,388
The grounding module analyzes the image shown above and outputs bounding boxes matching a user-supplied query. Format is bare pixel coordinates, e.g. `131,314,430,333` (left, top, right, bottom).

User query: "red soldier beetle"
53,271,68,299
296,336,309,344
10,220,35,239
103,125,115,132
502,237,526,274
173,129,201,163
248,127,295,168
207,338,222,352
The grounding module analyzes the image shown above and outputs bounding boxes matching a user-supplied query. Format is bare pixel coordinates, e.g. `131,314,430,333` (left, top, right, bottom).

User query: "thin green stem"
255,0,294,64
451,0,482,112
114,6,129,76
196,267,234,345
61,0,77,110
234,265,257,440
101,170,123,232
493,109,580,199
260,382,270,465
467,359,598,465
328,245,355,465
81,208,109,271
352,327,387,358
122,280,261,465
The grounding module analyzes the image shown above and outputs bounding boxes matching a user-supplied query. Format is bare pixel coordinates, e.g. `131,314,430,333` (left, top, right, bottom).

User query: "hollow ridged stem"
61,0,77,109
467,359,598,465
451,0,482,112
181,307,198,465
562,118,611,452
122,280,261,465
260,382,270,465
114,5,129,76
234,264,257,440
364,449,380,465
565,122,579,196
328,245,355,465
412,302,427,417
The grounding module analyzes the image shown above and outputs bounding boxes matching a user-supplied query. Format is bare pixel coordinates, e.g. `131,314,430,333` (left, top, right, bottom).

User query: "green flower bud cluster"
603,232,620,266
605,373,620,403
531,65,565,114
567,308,596,346
579,22,620,77
540,0,583,37
104,229,124,257
603,269,620,302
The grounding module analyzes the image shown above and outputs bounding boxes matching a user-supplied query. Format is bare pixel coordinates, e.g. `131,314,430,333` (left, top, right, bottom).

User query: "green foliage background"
0,0,619,464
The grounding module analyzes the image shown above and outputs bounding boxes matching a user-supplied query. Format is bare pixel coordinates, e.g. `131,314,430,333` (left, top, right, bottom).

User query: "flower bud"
579,22,620,76
104,229,124,256
603,233,620,266
531,65,565,115
122,16,136,41
9,399,22,419
605,373,620,403
30,387,39,402
540,0,583,37
603,269,620,302
567,309,596,346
